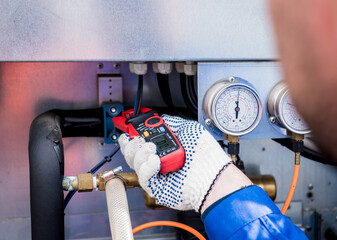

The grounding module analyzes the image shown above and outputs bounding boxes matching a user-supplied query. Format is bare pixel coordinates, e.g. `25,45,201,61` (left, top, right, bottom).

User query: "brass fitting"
249,175,277,201
227,135,239,143
287,131,304,142
143,174,277,208
77,173,94,192
64,171,277,208
226,135,239,163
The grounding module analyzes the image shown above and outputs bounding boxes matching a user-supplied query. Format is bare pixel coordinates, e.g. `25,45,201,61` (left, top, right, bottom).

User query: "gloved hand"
118,115,232,212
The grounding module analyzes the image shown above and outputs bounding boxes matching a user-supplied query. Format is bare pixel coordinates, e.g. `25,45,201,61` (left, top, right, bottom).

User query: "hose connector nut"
102,166,123,183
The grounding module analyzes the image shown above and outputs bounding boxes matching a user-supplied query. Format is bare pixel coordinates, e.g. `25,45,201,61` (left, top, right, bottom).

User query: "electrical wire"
132,221,206,240
157,73,191,119
64,145,120,209
187,75,198,106
281,152,300,214
133,75,143,117
180,74,198,116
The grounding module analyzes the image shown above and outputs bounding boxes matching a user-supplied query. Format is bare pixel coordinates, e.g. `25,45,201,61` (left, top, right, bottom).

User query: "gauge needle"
235,91,240,119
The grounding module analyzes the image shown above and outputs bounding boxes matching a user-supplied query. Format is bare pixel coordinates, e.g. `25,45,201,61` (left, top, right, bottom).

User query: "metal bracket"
103,104,124,144
98,75,123,106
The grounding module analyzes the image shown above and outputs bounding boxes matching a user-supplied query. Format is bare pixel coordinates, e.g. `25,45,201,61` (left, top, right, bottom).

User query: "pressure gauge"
203,77,263,136
267,81,310,135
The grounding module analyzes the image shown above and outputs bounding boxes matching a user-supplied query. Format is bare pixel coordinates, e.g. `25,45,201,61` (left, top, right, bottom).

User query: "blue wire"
133,82,140,115
64,145,120,209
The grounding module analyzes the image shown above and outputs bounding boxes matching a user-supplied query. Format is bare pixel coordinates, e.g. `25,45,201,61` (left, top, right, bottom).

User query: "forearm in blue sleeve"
201,185,308,240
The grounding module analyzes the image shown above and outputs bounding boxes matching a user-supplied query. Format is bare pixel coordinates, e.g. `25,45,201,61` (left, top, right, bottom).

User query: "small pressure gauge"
203,77,263,136
267,81,311,135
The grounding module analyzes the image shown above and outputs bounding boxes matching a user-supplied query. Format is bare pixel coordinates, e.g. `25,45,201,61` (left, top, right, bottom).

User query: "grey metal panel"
198,61,285,139
0,62,179,240
0,0,277,61
1,62,336,240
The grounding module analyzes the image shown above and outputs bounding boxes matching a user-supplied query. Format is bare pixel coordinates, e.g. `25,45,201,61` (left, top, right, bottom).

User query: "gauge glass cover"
280,93,310,133
212,84,261,135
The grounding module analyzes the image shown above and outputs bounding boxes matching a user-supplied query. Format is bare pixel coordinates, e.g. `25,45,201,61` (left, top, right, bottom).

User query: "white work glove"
118,115,232,212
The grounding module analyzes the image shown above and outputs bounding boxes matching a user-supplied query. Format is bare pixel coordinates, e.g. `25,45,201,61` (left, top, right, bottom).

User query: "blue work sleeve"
201,185,308,240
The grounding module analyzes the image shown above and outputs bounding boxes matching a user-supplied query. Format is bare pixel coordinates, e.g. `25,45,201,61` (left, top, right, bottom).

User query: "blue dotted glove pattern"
119,115,231,211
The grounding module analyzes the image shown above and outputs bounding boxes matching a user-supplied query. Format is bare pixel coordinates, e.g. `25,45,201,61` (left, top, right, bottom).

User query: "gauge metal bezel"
205,79,263,136
267,81,311,135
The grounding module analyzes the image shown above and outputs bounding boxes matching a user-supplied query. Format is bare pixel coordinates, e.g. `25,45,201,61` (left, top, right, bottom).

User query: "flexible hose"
133,221,206,240
281,153,300,214
64,145,120,209
106,178,134,240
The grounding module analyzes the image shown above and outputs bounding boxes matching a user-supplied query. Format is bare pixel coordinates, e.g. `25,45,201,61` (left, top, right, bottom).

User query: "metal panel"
1,62,336,240
0,0,277,61
198,61,285,139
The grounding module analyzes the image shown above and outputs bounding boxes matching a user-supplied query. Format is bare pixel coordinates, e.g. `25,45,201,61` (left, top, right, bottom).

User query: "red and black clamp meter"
113,107,185,174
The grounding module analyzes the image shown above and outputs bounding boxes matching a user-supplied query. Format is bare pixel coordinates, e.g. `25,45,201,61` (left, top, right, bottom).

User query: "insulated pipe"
105,178,134,240
29,112,65,240
29,108,104,240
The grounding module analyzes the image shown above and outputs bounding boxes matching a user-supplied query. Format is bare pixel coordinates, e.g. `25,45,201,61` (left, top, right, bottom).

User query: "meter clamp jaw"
113,108,185,174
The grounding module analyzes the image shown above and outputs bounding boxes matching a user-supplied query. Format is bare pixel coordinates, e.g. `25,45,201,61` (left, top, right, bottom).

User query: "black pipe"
272,138,333,165
187,75,198,106
180,74,198,116
29,108,104,240
157,73,192,119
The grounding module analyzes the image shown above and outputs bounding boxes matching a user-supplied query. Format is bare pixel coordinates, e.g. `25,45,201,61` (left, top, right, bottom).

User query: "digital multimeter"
113,108,185,174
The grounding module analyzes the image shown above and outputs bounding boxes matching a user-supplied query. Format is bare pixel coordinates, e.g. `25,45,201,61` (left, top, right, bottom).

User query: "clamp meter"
113,108,185,174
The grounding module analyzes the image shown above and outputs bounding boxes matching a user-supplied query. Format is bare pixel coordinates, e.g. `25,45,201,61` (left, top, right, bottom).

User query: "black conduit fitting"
272,138,332,165
29,108,104,240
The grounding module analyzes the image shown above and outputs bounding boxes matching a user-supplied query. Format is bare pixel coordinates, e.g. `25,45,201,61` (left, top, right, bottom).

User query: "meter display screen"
152,135,173,152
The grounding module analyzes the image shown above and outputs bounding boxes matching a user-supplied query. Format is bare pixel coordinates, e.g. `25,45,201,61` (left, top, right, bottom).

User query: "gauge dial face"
212,84,262,136
280,93,310,134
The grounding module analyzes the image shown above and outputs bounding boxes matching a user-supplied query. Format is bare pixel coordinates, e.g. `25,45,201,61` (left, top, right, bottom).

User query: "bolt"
307,192,313,198
269,116,276,124
111,134,118,140
308,183,314,190
110,107,117,114
228,76,235,82
205,118,212,126
113,166,123,174
113,63,119,69
97,63,104,69
305,225,312,232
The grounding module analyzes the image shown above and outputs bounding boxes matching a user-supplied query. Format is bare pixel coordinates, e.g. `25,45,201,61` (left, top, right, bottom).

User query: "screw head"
308,183,314,190
269,116,276,124
111,134,118,140
228,76,235,82
97,63,104,69
205,118,212,126
110,107,117,114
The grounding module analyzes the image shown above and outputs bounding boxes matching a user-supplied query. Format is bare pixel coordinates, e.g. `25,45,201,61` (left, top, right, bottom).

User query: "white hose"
105,177,134,240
